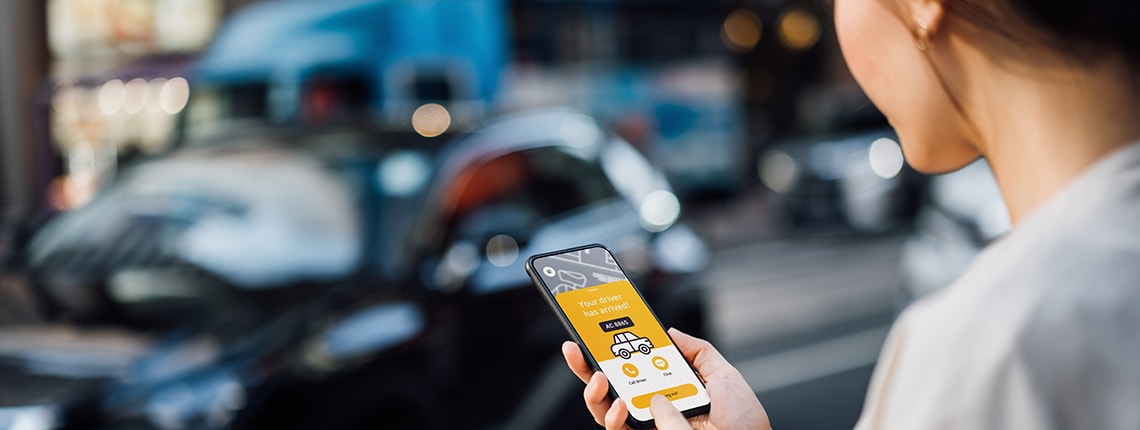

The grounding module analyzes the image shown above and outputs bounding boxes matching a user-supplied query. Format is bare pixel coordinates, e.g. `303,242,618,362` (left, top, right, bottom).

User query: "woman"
563,0,1140,428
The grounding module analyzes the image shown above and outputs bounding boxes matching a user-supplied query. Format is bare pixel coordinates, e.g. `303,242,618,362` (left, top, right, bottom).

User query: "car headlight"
0,405,58,430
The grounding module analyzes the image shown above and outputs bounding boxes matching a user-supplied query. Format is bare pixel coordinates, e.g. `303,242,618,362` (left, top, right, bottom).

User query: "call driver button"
630,383,699,409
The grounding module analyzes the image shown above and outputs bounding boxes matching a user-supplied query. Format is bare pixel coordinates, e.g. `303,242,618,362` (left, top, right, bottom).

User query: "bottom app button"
630,383,699,409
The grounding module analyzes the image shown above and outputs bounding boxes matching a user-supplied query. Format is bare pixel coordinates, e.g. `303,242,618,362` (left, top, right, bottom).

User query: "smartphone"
526,244,711,429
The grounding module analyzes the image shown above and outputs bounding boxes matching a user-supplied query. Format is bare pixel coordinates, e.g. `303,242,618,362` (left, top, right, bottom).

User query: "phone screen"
529,245,711,423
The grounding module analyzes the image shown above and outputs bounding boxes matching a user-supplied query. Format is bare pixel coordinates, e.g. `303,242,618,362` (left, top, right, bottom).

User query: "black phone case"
526,243,711,429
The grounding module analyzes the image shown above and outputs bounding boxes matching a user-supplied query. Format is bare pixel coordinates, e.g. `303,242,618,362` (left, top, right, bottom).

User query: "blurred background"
0,0,1009,429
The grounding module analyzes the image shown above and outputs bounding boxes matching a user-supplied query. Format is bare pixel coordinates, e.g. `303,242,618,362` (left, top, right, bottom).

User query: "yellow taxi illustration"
610,331,653,359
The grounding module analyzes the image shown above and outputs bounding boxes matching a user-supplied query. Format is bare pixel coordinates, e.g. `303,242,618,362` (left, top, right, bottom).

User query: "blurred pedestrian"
563,0,1140,428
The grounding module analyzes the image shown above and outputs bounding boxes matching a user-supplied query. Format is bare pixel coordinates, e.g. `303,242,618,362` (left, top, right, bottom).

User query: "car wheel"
619,349,631,360
638,344,651,355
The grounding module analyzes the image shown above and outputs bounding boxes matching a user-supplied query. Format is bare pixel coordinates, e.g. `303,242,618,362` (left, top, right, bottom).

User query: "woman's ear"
908,0,946,38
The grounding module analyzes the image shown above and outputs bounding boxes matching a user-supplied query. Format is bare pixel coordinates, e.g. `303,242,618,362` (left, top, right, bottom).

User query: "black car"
8,108,711,429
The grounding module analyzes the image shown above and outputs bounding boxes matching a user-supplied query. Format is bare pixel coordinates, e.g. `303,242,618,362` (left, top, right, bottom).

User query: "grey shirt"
857,142,1140,429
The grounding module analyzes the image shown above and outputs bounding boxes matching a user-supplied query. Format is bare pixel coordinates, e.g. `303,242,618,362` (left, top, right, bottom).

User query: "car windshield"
445,147,618,220
428,146,620,245
377,144,624,278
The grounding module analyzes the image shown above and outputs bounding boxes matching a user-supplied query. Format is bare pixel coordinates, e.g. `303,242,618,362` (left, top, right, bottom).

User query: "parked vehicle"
758,127,926,233
898,159,1009,308
182,0,506,142
13,108,712,429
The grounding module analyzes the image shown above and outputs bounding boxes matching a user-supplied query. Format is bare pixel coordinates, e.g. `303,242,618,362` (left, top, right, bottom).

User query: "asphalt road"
704,233,905,430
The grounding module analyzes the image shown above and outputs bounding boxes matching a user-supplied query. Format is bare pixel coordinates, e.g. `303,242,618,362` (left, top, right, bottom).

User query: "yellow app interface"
533,247,710,422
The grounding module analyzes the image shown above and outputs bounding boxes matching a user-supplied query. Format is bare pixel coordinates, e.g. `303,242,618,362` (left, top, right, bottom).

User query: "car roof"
430,107,605,191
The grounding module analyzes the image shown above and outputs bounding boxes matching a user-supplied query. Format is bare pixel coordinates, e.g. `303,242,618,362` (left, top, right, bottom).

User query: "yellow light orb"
778,9,821,51
412,103,451,138
722,9,763,52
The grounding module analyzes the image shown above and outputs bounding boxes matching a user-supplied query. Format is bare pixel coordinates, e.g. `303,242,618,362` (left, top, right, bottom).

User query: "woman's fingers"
649,395,692,430
585,371,615,425
569,333,730,430
604,398,631,430
566,342,623,427
562,341,594,384
668,328,735,380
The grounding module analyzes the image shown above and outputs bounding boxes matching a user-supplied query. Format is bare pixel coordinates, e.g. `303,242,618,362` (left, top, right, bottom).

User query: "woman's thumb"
649,395,691,430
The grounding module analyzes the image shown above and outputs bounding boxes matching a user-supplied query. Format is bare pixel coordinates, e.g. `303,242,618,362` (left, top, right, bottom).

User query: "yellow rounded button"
622,363,639,378
630,384,699,409
652,356,669,370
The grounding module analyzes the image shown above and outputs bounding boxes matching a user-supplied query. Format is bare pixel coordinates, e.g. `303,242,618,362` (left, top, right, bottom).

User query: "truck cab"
183,0,506,143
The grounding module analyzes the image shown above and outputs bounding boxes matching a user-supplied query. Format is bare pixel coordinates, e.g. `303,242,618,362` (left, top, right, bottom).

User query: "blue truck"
184,0,507,139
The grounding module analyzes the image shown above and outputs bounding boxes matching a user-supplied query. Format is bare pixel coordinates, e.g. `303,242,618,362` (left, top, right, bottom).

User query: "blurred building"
41,0,227,212
504,0,746,195
504,0,850,197
5,0,853,220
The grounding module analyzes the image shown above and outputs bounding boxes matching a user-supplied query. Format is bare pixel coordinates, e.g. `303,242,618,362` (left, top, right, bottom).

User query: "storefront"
45,0,224,210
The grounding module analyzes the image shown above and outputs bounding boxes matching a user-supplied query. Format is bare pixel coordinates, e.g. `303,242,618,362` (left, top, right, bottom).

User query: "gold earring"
916,20,929,51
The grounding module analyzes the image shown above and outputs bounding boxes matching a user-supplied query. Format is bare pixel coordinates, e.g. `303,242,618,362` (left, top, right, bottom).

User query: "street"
0,191,911,430
705,233,904,429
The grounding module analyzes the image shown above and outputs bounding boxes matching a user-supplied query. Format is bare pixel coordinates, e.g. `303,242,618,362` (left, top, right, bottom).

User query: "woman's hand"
561,328,771,430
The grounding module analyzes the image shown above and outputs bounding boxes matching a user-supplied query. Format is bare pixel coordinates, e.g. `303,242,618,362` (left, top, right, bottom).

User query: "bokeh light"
412,103,451,137
436,241,479,290
98,79,125,115
639,190,681,232
485,234,520,267
722,9,762,52
377,151,432,197
759,150,799,193
122,78,149,114
778,8,821,51
159,77,190,115
146,78,167,113
868,138,905,179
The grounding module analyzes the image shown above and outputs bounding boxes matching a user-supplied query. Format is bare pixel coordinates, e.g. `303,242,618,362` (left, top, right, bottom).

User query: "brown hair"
949,0,1140,63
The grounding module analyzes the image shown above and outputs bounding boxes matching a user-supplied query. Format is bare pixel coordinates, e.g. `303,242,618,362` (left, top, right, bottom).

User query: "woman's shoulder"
922,141,1140,332
913,208,1140,340
897,192,1140,381
892,223,1140,426
888,142,1140,394
862,144,1140,430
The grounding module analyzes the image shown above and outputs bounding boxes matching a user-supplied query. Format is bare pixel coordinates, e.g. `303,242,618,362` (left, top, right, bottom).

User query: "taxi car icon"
611,331,653,359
